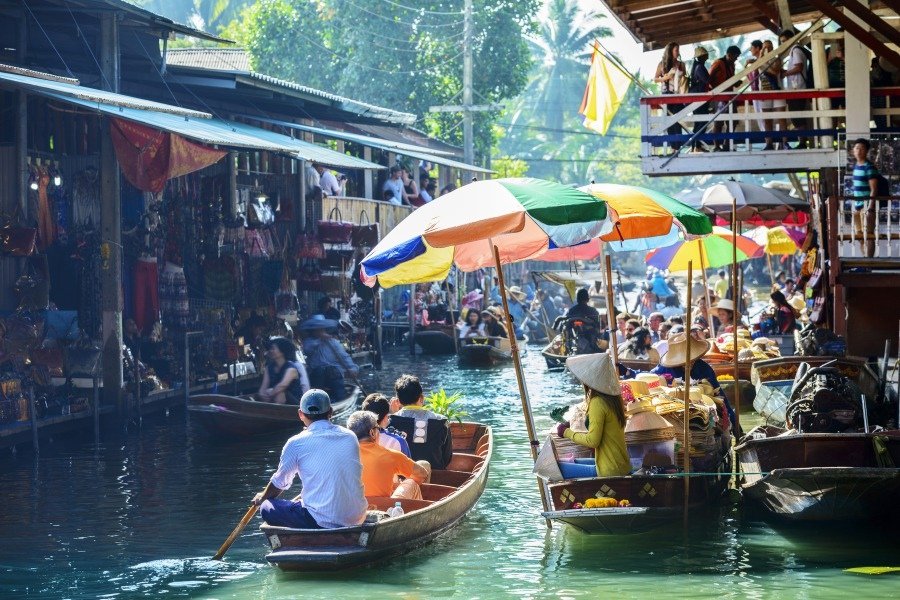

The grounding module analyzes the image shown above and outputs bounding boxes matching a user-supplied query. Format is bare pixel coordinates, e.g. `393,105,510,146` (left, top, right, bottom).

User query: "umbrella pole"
604,253,620,369
766,254,775,290
698,240,712,325
445,278,460,355
683,261,694,525
491,243,551,527
731,202,741,434
409,284,416,356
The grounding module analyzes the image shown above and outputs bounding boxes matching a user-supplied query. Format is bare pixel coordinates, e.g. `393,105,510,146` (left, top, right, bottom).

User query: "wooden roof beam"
877,0,900,15
751,0,783,23
807,0,900,70
837,0,900,47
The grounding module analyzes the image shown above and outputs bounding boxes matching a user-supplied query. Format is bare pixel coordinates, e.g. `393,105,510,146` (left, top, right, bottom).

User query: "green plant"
424,389,469,423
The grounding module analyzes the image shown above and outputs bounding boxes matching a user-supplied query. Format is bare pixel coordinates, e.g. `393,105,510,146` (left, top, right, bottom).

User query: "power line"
498,121,640,139
337,0,464,28
511,157,643,164
369,0,464,16
21,0,75,78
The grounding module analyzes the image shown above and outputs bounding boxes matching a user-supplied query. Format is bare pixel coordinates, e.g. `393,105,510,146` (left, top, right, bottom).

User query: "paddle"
213,496,263,560
844,567,900,575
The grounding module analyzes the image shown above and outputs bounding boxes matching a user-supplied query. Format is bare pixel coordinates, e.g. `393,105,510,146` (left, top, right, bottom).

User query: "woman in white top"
654,42,687,152
457,308,485,339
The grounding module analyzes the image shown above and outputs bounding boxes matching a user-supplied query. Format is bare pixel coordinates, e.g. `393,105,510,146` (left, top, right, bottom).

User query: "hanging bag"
351,210,380,248
317,206,353,244
295,231,325,260
297,261,323,291
247,197,275,228
1,208,37,257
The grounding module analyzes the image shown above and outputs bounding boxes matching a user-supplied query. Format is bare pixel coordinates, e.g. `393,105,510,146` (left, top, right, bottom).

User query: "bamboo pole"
683,261,694,524
445,278,460,355
698,240,712,324
492,243,551,526
604,253,620,368
408,284,416,356
766,253,776,290
731,201,742,434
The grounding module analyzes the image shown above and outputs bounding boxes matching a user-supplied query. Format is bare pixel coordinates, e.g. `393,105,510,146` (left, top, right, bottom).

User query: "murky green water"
0,349,897,599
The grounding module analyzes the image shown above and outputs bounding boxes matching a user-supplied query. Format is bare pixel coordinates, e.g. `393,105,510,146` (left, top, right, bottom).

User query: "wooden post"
445,278,459,354
731,201,742,433
604,253,620,368
408,284,416,356
766,253,776,289
683,261,694,523
299,159,308,230
491,243,551,525
99,12,124,413
227,151,238,219
374,290,383,369
363,148,374,200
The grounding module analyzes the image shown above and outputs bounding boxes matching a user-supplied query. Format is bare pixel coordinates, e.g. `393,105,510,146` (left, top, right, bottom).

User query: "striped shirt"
270,420,367,528
852,161,878,209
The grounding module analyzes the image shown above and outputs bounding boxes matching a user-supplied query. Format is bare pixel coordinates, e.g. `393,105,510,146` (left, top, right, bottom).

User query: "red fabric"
133,259,159,332
110,118,227,193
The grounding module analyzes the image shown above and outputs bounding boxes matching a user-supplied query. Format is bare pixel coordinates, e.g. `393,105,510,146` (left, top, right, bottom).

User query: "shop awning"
248,117,494,174
0,68,384,170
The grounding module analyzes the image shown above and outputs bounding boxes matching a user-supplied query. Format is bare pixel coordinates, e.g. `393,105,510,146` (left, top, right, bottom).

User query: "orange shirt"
359,441,415,497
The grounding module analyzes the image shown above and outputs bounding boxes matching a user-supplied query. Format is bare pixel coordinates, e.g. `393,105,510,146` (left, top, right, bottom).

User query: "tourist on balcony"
748,40,776,151
382,165,408,206
689,46,711,152
761,39,790,149
851,138,879,257
779,29,811,149
827,42,845,111
654,42,687,152
305,161,323,202
708,45,741,151
400,166,421,205
315,163,342,197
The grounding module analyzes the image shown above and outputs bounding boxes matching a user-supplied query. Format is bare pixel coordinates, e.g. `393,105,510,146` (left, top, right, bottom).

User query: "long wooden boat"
260,421,492,570
458,336,522,367
541,453,731,534
541,343,566,371
414,325,457,355
188,384,360,438
750,356,876,426
736,426,900,521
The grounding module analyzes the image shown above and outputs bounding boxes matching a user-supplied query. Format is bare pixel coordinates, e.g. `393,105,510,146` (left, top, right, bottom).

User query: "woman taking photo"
458,308,485,339
258,337,310,405
556,353,630,477
617,326,661,363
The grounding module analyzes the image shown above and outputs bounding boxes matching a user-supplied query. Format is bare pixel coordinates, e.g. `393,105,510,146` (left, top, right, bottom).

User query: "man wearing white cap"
253,389,367,529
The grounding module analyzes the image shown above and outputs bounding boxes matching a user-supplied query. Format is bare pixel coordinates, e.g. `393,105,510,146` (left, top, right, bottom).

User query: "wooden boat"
542,346,566,371
750,356,876,426
413,325,457,355
188,384,360,438
260,421,492,570
541,454,731,534
736,426,900,521
458,336,523,367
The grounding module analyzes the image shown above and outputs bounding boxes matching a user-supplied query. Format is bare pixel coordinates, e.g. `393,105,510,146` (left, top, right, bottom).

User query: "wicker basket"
550,432,594,459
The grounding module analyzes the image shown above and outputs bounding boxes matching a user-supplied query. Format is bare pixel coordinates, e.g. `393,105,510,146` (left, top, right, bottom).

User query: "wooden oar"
213,499,262,560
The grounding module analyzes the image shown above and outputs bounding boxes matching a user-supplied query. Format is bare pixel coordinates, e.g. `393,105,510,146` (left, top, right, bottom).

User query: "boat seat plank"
475,434,490,457
446,453,484,473
420,483,457,501
366,497,433,513
429,469,472,488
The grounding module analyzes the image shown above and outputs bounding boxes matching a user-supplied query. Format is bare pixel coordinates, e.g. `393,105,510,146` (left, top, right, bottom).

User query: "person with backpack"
851,138,882,257
708,45,741,151
689,46,711,152
779,28,812,149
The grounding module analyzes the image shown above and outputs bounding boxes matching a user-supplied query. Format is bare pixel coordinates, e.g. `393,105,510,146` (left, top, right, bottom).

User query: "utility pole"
429,0,499,178
462,0,473,167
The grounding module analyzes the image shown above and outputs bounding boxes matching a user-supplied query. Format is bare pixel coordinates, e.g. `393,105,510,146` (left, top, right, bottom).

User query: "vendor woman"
556,353,630,477
651,332,736,430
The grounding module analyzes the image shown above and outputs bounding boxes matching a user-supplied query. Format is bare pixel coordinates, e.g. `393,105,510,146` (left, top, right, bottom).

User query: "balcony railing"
834,197,900,260
320,195,412,234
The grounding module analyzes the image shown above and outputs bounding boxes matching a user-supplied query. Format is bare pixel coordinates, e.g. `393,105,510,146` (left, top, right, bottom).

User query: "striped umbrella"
536,183,713,261
360,178,614,288
645,226,763,272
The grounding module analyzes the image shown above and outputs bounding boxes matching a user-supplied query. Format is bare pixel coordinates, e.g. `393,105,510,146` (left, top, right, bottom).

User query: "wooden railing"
834,197,900,259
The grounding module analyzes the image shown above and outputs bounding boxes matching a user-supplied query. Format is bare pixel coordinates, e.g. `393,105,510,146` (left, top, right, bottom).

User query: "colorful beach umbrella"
746,226,799,256
536,183,713,261
360,178,614,288
701,181,809,221
645,227,763,272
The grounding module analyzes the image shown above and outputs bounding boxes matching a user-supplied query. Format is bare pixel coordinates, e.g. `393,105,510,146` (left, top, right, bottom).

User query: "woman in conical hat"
556,353,631,477
651,332,735,431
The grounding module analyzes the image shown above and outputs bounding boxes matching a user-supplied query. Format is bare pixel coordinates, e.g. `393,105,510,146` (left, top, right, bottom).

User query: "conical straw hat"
660,332,711,368
566,352,620,396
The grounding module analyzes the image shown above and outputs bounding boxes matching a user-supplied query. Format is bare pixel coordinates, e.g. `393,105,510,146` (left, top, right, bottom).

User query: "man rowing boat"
252,389,367,529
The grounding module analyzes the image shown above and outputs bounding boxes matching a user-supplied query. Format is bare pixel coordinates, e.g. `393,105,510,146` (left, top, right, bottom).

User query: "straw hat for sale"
621,379,651,398
712,299,735,312
635,372,667,394
660,332,711,367
566,353,620,396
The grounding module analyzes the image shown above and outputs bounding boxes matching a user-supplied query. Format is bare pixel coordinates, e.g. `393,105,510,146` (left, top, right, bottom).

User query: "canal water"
0,348,897,599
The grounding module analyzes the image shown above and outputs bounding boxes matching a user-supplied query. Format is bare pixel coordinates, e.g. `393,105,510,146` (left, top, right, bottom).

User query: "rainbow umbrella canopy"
360,178,614,288
645,226,763,272
536,183,713,261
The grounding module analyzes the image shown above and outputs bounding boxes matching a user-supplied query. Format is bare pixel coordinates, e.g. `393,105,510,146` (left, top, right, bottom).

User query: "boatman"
252,389,367,529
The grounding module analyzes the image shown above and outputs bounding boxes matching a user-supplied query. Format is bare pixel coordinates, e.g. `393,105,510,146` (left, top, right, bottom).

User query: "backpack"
876,172,890,197
797,46,815,89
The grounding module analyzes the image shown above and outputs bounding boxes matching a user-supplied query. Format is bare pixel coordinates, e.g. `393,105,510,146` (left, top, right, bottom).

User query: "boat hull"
458,339,520,366
414,328,457,355
261,423,492,570
542,348,566,371
188,385,360,438
737,429,900,521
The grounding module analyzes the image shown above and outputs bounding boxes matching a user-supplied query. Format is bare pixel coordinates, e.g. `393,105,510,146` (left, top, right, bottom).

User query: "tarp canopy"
249,117,494,174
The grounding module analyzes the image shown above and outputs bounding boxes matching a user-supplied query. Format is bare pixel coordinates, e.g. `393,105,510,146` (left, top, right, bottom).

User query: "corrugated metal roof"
76,0,232,44
0,69,209,118
253,118,493,174
165,48,416,125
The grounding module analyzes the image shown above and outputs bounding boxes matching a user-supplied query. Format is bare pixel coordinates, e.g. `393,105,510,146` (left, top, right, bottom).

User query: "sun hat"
300,389,332,415
694,46,709,59
565,352,620,396
299,314,340,331
660,331,711,367
712,299,735,312
621,379,651,398
635,372,667,394
506,286,527,302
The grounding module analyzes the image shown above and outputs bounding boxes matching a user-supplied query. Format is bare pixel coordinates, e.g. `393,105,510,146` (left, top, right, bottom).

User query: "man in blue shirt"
851,138,879,257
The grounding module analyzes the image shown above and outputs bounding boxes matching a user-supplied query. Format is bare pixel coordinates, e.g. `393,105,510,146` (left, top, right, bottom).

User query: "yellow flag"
579,47,632,135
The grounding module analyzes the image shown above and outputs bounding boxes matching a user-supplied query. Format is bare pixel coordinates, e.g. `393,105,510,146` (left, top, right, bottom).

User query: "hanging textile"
110,118,227,193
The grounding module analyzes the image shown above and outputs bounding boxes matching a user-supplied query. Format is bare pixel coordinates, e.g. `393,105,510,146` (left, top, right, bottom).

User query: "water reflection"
0,348,897,598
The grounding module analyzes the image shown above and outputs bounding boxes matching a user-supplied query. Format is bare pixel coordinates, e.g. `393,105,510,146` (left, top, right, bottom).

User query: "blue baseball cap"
300,389,332,415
